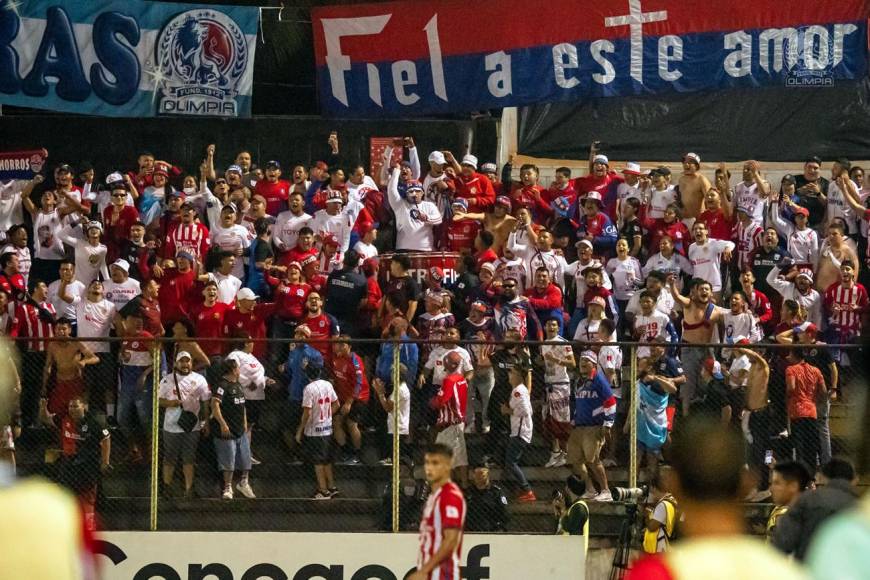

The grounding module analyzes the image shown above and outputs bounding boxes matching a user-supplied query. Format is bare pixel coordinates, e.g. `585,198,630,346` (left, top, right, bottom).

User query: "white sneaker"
593,490,613,502
553,452,568,468
580,489,598,500
545,451,562,468
221,486,233,500
236,481,256,499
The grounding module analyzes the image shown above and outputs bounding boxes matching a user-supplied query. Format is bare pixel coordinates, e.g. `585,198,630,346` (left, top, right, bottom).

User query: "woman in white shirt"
606,238,643,335
768,199,820,268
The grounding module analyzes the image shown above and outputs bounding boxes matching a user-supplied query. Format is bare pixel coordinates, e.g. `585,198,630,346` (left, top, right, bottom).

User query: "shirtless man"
42,317,99,417
458,196,517,255
670,277,726,415
816,222,860,291
678,152,711,225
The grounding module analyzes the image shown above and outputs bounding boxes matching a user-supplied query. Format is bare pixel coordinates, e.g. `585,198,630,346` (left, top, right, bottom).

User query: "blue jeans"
505,437,531,492
118,365,153,437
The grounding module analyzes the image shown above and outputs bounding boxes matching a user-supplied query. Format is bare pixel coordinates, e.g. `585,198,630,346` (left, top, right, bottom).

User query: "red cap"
322,233,339,247
736,338,751,345
287,261,302,271
362,257,379,276
429,266,444,282
793,206,810,217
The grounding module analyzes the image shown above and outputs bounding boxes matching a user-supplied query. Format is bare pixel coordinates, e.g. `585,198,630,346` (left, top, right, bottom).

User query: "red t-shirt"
455,173,496,212
475,248,498,269
697,208,733,241
254,179,291,216
572,171,623,219
157,267,196,323
192,301,231,356
139,296,162,336
222,303,277,358
332,352,370,403
279,245,318,268
445,219,481,252
785,361,825,420
275,282,311,322
303,312,339,364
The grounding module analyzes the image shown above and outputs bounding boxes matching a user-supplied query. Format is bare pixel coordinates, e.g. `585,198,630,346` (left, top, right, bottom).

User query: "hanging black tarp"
518,78,870,162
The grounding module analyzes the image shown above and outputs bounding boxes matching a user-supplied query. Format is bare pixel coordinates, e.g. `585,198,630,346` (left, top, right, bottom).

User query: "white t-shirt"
0,180,25,232
158,370,210,433
208,272,242,305
32,209,65,260
227,350,266,401
573,317,616,343
58,225,109,285
542,336,573,384
606,256,643,301
723,311,757,343
209,224,251,280
425,346,473,386
642,252,693,292
598,345,623,398
633,310,672,342
47,279,86,322
509,383,533,443
273,211,311,252
302,379,338,437
74,298,116,353
626,289,675,317
103,277,141,309
728,354,751,388
826,178,859,233
353,240,378,261
649,186,677,219
688,239,735,292
387,169,442,251
387,381,411,436
734,181,767,224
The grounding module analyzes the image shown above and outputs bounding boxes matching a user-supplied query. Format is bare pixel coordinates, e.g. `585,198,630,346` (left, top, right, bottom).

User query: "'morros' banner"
97,531,584,579
0,0,258,117
311,0,869,117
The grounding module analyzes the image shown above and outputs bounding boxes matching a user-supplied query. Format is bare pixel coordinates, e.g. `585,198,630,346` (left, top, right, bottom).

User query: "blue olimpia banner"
0,0,258,117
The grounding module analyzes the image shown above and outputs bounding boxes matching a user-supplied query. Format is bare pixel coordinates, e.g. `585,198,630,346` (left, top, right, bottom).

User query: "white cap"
428,151,446,165
105,171,124,185
237,287,258,301
110,259,130,273
461,154,478,169
175,351,192,362
621,162,642,175
593,154,609,165
580,350,598,363
86,220,103,233
684,152,701,164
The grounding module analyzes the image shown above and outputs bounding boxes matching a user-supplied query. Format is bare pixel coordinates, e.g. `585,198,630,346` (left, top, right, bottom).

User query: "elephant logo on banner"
156,10,249,117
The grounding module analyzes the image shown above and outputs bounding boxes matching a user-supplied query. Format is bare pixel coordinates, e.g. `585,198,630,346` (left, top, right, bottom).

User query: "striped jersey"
418,481,466,580
433,374,467,428
823,282,868,334
163,221,210,261
12,301,55,351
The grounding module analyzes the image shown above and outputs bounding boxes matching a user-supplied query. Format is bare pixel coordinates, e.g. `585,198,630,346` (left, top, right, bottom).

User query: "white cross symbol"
604,0,668,84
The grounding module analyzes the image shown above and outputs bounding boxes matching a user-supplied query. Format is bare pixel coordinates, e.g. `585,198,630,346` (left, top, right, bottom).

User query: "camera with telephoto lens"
612,485,649,503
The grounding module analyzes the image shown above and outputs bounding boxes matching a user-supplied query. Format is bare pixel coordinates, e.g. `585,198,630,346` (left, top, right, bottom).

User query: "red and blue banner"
312,0,869,117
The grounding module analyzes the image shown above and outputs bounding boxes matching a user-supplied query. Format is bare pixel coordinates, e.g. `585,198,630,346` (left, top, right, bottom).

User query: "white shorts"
435,423,468,468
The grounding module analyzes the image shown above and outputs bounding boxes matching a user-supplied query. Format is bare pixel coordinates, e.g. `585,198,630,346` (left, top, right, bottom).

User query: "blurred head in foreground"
669,417,747,505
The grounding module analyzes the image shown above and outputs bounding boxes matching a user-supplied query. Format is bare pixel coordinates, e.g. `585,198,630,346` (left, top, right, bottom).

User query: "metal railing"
3,335,863,535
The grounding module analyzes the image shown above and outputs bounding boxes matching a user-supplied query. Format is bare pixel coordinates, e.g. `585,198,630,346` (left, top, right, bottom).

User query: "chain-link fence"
2,335,864,537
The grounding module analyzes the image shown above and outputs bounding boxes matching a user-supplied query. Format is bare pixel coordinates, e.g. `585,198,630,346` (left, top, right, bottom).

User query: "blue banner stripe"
15,0,259,35
320,21,867,117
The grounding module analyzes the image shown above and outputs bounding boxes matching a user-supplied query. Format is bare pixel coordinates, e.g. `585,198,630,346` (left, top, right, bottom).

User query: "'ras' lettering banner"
312,0,869,118
0,0,258,117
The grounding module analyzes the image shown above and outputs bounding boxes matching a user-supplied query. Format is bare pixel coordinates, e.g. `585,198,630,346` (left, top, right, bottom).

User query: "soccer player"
412,443,466,580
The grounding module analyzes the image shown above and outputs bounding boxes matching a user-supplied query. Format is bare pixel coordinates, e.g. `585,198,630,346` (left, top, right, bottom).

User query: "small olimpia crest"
155,9,248,116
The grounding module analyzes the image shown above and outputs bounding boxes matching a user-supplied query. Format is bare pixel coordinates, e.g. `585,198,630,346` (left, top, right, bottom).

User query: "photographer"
554,475,590,540
642,469,678,554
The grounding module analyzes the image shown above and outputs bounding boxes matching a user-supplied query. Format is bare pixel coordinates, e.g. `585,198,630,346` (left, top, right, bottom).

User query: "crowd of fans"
0,135,866,519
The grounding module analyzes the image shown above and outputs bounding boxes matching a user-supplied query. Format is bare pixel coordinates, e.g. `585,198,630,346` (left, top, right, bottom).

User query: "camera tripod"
609,503,639,580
